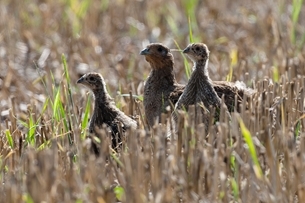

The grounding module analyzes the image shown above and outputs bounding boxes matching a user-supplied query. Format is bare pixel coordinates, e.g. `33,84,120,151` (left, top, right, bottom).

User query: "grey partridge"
77,72,137,155
140,43,184,127
174,43,222,127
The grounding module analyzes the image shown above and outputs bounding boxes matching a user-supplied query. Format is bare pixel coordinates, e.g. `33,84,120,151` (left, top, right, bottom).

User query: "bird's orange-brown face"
140,43,174,69
77,72,106,90
183,43,210,62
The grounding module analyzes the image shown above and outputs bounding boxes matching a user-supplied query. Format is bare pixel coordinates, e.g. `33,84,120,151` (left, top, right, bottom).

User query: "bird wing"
169,84,185,105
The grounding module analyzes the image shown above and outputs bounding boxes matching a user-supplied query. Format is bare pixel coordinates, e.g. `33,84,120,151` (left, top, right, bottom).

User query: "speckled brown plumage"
140,43,184,127
77,72,137,155
212,80,254,112
174,43,255,126
174,43,222,126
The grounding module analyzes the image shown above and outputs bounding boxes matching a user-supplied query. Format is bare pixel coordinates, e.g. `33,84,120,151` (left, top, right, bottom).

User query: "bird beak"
77,76,84,84
140,48,150,55
182,47,190,54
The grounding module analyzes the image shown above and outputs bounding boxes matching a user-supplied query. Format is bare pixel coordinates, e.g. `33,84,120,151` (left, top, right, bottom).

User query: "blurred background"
0,0,304,115
1,1,305,202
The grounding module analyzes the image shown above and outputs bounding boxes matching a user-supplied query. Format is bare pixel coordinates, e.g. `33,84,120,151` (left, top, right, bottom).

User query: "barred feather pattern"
77,72,137,155
173,44,222,129
173,61,221,124
141,43,184,127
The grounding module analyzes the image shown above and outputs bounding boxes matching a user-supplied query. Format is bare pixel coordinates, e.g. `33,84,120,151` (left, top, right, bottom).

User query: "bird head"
77,72,106,91
140,43,174,69
183,43,210,63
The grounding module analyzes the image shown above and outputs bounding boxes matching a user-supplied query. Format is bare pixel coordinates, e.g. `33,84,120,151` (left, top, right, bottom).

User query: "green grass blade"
272,66,279,82
295,121,301,137
174,40,191,79
81,96,91,140
53,87,62,122
238,118,263,179
59,100,69,132
62,54,77,134
78,0,91,19
230,138,237,172
166,15,179,36
62,54,75,110
110,153,124,168
27,113,37,145
22,193,34,203
41,97,50,115
226,49,238,82
292,0,303,24
291,0,303,44
230,178,239,200
188,16,194,43
114,186,125,201
182,0,199,42
62,54,70,84
5,129,14,148
37,140,51,151
18,120,29,128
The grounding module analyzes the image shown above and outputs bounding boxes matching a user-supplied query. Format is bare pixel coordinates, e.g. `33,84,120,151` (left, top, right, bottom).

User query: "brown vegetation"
0,0,305,202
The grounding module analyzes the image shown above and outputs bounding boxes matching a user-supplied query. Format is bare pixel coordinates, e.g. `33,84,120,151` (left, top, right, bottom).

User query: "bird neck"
92,88,111,105
149,56,177,81
92,90,117,122
194,59,209,78
151,63,175,75
186,65,221,108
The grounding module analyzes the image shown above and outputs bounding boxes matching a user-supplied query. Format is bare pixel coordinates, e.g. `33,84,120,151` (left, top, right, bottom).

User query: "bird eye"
195,47,200,51
89,76,95,81
157,47,163,52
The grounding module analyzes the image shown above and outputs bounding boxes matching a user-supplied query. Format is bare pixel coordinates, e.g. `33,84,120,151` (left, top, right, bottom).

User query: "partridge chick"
174,43,222,128
181,43,255,112
140,43,184,127
77,72,137,155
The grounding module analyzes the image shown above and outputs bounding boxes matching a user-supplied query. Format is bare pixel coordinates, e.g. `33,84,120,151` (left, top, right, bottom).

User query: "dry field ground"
0,0,305,202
